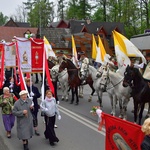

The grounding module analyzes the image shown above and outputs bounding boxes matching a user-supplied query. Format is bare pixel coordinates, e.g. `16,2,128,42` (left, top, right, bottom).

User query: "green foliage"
0,12,8,26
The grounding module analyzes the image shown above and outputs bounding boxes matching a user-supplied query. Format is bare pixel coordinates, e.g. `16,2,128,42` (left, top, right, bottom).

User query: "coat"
12,98,34,140
141,135,150,150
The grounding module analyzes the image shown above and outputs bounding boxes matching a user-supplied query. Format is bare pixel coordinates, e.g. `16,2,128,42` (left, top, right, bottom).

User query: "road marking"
58,105,106,136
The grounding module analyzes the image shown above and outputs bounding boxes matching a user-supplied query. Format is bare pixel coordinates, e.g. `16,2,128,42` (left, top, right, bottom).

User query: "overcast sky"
0,0,27,17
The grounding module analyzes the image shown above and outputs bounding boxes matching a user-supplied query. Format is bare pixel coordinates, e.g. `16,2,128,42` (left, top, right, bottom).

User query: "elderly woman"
0,87,17,138
141,118,150,149
12,90,34,150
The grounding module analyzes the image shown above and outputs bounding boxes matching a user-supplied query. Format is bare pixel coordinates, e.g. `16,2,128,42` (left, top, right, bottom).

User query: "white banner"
17,39,32,73
5,43,16,67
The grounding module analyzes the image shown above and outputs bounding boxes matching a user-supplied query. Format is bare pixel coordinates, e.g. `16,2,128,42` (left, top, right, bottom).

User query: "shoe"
23,144,29,150
7,131,11,138
50,142,55,146
54,125,58,128
35,130,40,136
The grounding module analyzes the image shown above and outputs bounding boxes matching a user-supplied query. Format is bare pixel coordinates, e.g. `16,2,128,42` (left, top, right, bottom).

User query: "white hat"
3,87,9,92
19,90,28,96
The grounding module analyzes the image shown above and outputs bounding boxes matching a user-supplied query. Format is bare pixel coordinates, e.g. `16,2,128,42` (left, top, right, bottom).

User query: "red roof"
0,26,38,42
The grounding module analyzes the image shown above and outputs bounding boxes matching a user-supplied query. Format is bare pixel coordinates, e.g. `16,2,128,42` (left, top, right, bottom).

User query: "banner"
104,113,144,150
17,38,32,73
31,38,44,73
4,42,16,67
92,34,97,59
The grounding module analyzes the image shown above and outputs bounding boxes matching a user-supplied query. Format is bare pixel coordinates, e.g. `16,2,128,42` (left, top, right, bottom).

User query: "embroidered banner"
31,38,44,73
104,113,144,150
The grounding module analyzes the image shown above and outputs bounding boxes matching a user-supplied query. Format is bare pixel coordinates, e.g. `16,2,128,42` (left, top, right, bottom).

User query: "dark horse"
122,65,150,125
59,58,95,105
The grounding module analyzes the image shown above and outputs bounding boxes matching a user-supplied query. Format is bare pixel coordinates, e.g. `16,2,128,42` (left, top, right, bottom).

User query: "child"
40,90,61,146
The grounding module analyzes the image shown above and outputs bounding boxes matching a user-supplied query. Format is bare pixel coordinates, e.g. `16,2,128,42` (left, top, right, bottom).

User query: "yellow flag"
98,35,106,62
113,31,130,75
71,35,78,66
92,34,97,59
44,36,56,59
113,31,146,64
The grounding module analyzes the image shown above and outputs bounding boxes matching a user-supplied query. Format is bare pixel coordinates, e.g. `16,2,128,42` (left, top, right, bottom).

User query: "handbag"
41,111,45,117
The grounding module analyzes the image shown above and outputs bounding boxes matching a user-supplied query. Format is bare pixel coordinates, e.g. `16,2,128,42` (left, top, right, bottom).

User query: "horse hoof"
88,99,92,102
66,99,68,102
70,102,73,104
75,103,78,105
79,95,83,98
61,98,64,101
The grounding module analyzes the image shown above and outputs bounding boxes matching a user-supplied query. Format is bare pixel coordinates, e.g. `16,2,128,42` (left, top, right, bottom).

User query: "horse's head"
96,65,107,78
59,58,68,73
50,65,59,82
100,69,110,92
80,63,89,80
123,65,135,87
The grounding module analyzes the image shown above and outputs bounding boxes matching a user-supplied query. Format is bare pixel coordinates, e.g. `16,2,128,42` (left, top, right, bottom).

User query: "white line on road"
58,105,106,136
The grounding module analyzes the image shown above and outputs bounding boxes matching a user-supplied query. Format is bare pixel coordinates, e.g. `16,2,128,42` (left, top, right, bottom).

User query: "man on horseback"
78,51,89,84
56,50,67,65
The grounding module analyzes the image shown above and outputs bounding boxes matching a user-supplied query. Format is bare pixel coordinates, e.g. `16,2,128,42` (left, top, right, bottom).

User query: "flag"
114,31,146,64
92,34,97,59
44,36,56,59
96,35,107,64
71,35,78,66
113,31,130,75
104,113,144,150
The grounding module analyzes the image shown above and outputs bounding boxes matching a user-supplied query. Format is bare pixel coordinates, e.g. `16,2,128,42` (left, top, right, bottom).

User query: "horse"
50,64,69,101
80,63,107,106
59,58,95,105
122,65,150,124
100,68,131,120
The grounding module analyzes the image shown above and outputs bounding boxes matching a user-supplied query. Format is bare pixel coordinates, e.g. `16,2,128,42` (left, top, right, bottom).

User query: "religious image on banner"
22,51,28,64
5,43,16,67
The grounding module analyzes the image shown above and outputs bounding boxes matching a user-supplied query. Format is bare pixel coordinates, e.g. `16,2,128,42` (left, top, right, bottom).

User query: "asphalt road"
0,76,148,150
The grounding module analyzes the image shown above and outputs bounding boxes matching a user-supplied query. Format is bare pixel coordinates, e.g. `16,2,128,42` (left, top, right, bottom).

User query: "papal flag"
44,36,56,59
71,35,78,66
113,31,130,75
92,34,97,59
113,30,146,64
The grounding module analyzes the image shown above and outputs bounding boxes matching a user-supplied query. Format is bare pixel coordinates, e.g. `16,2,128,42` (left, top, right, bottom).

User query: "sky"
0,0,27,17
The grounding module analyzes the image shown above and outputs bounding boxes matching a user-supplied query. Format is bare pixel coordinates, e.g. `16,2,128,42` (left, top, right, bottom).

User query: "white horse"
80,64,105,105
50,65,69,101
100,68,132,119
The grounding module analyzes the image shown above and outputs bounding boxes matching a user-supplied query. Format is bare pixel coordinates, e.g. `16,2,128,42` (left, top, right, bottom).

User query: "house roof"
0,26,38,42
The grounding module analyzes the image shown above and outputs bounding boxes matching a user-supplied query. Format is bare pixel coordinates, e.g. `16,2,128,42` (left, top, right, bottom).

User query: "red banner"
104,113,144,150
31,39,44,73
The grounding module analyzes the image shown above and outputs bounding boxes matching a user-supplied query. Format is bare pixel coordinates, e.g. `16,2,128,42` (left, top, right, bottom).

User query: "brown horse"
59,58,95,105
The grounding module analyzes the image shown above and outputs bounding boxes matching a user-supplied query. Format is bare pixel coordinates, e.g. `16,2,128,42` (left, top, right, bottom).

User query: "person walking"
12,90,34,150
40,90,61,146
26,78,41,136
141,118,150,149
0,87,18,138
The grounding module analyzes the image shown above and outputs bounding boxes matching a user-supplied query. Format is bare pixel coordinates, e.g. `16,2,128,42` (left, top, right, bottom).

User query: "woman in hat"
0,87,18,138
12,90,34,150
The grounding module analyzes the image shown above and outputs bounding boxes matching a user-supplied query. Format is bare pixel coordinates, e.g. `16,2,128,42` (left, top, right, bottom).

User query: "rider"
56,50,67,65
78,51,89,84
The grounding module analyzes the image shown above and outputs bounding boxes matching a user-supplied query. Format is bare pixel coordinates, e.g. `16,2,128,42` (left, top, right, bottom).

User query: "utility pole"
39,0,41,38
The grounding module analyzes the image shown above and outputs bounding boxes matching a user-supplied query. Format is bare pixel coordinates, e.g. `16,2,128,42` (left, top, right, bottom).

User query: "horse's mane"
66,59,77,69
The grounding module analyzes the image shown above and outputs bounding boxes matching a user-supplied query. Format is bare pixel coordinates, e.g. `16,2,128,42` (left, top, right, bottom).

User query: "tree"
0,12,8,26
24,0,55,27
57,0,67,20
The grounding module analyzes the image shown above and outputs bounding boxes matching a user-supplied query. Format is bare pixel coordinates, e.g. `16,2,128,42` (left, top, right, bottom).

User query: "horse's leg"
70,88,74,104
118,98,123,119
108,93,116,116
64,83,69,101
79,86,84,98
75,86,79,105
138,103,145,125
133,99,138,123
88,83,95,102
97,89,103,107
53,81,59,102
61,83,65,101
145,102,150,118
122,98,130,120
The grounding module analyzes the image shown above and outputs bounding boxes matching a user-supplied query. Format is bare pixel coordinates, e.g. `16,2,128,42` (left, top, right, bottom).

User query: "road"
0,79,148,150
